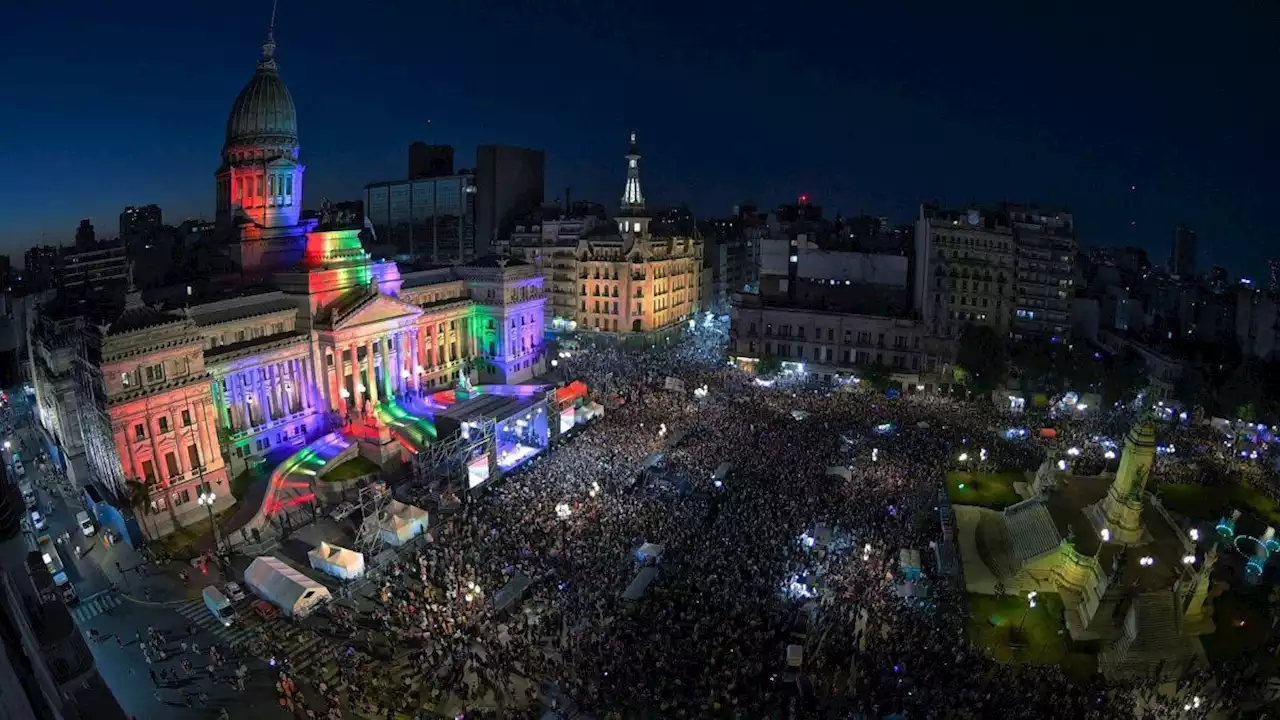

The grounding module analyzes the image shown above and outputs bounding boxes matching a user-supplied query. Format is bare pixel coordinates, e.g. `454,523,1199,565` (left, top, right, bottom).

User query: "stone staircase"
1099,590,1200,681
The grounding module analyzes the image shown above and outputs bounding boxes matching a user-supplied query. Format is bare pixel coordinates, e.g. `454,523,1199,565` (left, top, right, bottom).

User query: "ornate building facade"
34,22,547,538
505,133,703,340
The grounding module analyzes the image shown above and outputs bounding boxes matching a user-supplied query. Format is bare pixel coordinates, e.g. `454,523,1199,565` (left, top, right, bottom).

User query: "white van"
76,511,95,537
202,586,235,627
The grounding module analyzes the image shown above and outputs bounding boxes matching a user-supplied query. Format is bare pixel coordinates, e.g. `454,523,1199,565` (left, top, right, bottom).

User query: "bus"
35,535,78,604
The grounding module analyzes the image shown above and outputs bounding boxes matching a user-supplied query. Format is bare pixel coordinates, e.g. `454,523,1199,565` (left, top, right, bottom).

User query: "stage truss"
337,481,393,600
411,417,495,493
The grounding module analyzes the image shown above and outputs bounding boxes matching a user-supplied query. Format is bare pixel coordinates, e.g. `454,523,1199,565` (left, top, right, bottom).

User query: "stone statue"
319,197,335,226
457,360,475,393
1201,544,1219,576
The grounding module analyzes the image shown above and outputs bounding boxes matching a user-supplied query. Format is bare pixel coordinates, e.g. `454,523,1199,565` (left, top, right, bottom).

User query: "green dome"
224,40,297,150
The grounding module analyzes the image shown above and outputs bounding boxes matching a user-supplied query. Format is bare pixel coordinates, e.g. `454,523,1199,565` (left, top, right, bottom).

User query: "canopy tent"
640,453,665,471
635,543,665,563
307,542,365,580
244,556,331,618
376,500,429,547
622,567,658,601
492,573,532,613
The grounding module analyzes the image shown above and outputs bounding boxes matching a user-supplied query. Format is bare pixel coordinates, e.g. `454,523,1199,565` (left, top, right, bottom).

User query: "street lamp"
198,491,222,550
1017,591,1038,635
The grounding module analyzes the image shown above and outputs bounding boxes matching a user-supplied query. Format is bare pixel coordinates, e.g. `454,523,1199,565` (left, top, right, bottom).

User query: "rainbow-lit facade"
53,25,547,538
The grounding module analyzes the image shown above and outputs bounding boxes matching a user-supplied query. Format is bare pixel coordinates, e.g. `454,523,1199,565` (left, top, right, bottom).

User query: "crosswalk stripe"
70,593,122,624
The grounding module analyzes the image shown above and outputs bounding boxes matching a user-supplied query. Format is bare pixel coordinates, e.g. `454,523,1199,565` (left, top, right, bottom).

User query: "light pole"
198,491,222,551
1018,591,1038,633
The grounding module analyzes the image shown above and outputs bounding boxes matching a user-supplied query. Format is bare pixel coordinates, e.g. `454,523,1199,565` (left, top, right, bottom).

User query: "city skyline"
2,1,1274,275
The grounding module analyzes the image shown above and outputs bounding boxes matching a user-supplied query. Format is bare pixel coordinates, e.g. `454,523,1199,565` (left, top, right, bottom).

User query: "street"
1,392,303,719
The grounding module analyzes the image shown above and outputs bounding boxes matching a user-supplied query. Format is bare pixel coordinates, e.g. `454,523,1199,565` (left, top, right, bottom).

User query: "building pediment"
333,293,423,331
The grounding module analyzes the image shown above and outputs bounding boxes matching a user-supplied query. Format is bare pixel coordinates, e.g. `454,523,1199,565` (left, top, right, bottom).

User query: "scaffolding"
352,480,393,561
335,480,393,600
411,418,495,494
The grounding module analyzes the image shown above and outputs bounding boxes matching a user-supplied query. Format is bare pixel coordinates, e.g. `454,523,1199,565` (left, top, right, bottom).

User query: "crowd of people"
257,320,1258,718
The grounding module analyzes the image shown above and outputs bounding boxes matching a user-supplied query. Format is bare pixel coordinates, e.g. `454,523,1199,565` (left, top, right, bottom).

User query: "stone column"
292,358,305,411
394,332,406,395
366,338,379,406
351,343,364,410
413,329,424,393
237,372,253,429
378,334,392,399
326,348,342,412
121,424,140,483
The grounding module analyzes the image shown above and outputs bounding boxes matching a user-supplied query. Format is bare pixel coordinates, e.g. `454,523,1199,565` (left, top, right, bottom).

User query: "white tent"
307,542,365,580
377,500,429,546
244,556,331,618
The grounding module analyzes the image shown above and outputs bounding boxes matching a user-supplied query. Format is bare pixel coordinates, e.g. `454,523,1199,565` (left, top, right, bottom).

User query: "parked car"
223,581,246,603
30,510,46,531
251,599,279,621
76,511,95,537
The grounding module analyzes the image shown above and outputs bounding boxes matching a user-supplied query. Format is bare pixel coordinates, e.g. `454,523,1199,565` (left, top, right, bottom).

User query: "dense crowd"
262,321,1256,718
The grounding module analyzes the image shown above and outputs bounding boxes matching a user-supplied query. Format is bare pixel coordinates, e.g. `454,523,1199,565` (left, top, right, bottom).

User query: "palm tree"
124,480,158,540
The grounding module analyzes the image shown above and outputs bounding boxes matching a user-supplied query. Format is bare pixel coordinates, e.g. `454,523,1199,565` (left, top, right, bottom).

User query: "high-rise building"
119,204,163,238
1170,224,1197,278
364,173,477,263
1008,204,1076,342
408,143,455,179
74,220,95,248
1270,258,1280,294
914,205,1016,340
729,215,938,389
475,145,545,256
58,242,129,295
776,196,823,223
21,246,60,294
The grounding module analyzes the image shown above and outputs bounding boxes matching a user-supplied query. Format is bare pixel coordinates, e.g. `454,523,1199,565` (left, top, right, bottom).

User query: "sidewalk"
104,540,230,606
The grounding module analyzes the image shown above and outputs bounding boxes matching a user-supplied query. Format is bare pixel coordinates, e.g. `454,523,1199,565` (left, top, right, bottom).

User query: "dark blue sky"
3,1,1275,274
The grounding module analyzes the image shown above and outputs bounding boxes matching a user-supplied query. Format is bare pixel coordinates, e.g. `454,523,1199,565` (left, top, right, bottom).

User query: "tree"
955,324,1006,396
861,364,894,393
1099,348,1146,406
1010,340,1057,393
124,480,158,540
755,354,782,377
1060,344,1104,394
1173,365,1208,413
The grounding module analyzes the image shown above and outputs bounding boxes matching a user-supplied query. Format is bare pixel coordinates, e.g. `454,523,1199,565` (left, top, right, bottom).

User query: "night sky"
3,1,1275,274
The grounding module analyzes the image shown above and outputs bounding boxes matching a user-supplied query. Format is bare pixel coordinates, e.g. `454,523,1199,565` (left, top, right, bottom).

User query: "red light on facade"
799,194,809,204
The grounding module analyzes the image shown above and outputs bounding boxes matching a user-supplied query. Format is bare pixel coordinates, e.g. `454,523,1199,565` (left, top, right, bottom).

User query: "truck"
36,535,78,604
